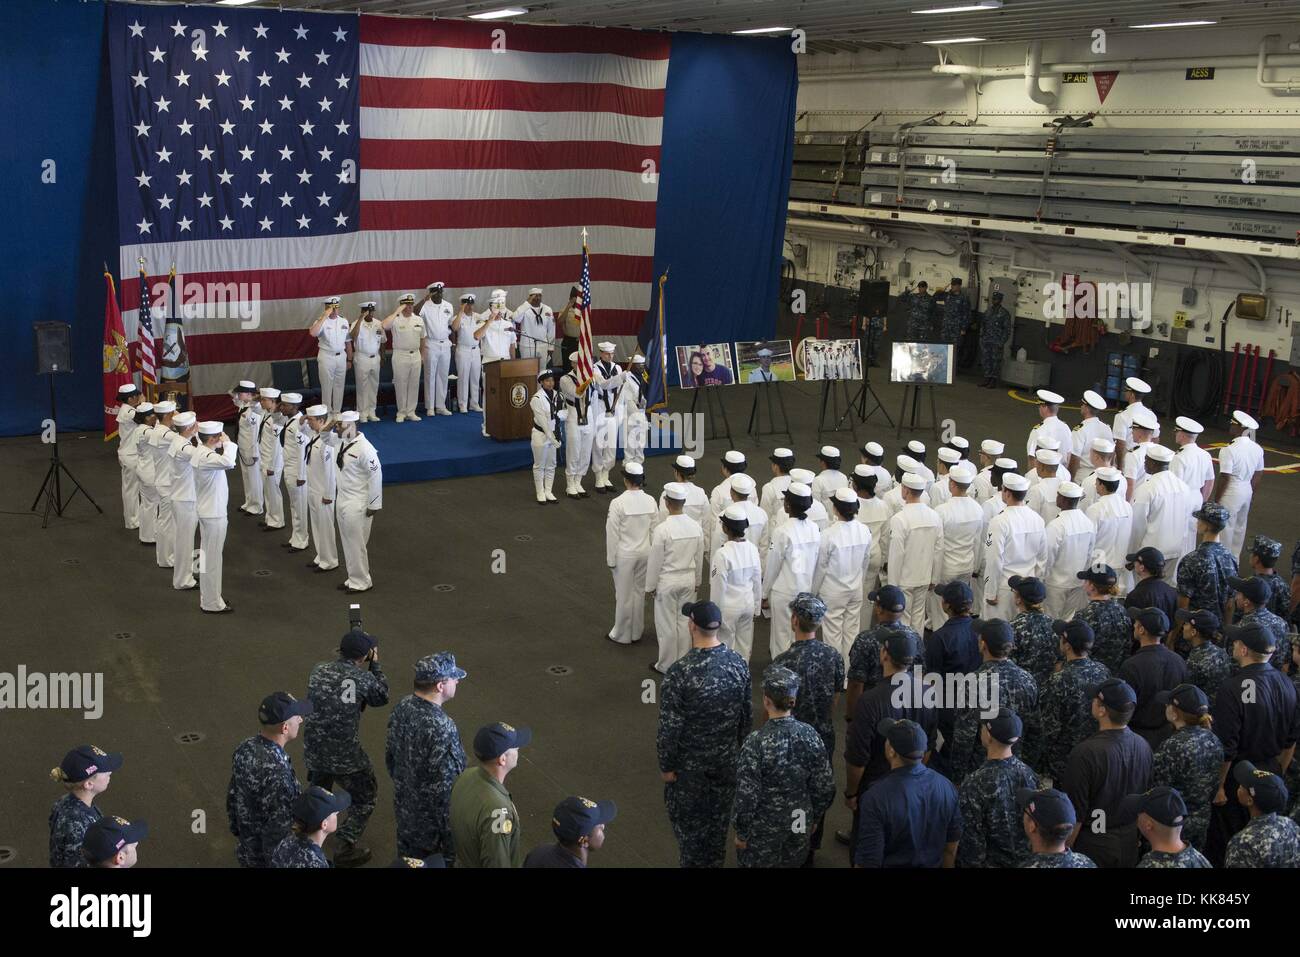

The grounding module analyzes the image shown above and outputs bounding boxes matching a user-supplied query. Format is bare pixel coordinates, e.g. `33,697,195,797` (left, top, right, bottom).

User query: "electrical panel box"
1182,287,1198,307
1290,323,1300,367
897,261,912,279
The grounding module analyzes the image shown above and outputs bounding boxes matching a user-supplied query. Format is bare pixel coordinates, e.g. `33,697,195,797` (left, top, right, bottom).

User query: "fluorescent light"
733,26,795,35
216,0,261,6
913,2,1002,13
921,37,987,44
468,7,529,19
1130,20,1217,29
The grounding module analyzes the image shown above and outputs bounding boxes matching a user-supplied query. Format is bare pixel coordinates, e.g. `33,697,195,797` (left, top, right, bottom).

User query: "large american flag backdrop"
108,4,668,420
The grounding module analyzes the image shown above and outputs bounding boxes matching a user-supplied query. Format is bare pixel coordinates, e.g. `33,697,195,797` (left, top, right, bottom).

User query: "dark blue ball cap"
1087,677,1137,710
869,585,906,613
1118,786,1187,827
977,618,1014,653
1224,622,1276,654
881,628,919,663
1174,608,1220,634
81,815,148,864
983,707,1023,744
258,691,314,725
1127,606,1170,636
938,580,973,605
59,745,124,783
340,630,377,658
474,721,533,760
1155,683,1210,716
1016,787,1075,828
552,796,618,842
292,785,352,830
1007,575,1046,603
1125,546,1165,572
877,717,927,759
1052,618,1095,652
1233,761,1289,813
681,600,722,630
1076,562,1117,586
1227,576,1270,606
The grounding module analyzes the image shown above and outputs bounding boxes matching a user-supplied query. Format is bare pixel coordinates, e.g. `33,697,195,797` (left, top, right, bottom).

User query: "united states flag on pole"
108,6,667,420
136,261,157,385
574,240,597,385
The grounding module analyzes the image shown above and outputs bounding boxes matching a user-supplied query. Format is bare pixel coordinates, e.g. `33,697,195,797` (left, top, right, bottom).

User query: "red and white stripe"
119,16,668,419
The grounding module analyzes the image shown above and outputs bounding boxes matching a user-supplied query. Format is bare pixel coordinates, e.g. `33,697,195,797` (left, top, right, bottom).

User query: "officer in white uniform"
1128,443,1199,573
605,462,656,645
1214,410,1265,562
709,504,762,661
1042,481,1095,620
477,291,518,438
981,472,1047,616
1027,390,1073,462
858,441,894,498
1170,416,1214,503
1079,436,1118,512
760,448,796,519
278,393,309,552
646,482,705,673
929,447,962,509
656,455,710,529
1121,408,1159,499
516,288,555,366
419,283,454,416
256,388,286,531
1025,448,1066,525
231,380,263,515
1112,376,1159,466
333,410,383,593
453,294,483,414
559,356,595,499
1086,466,1135,591
191,421,237,614
590,342,623,493
885,472,942,634
813,488,872,668
929,461,984,631
310,297,352,415
529,369,562,505
303,405,339,573
124,402,157,544
385,294,426,423
167,411,200,591
763,482,822,658
147,400,178,569
616,355,649,467
973,439,1005,502
350,303,385,422
811,446,848,513
1070,390,1113,480
114,383,144,529
852,466,892,605
788,468,830,531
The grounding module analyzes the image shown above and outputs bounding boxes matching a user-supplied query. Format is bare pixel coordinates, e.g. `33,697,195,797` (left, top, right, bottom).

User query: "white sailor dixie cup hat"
198,421,223,435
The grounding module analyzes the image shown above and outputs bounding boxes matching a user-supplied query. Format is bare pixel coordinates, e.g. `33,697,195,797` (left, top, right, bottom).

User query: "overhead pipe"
785,218,898,246
800,52,1300,83
1023,40,1057,107
1258,35,1300,91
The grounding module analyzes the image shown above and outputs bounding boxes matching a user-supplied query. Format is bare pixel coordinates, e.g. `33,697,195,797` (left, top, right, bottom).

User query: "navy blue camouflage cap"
1052,618,1095,652
1117,786,1187,828
681,600,722,630
1155,683,1210,715
81,815,148,864
1174,608,1220,634
1251,535,1282,561
552,796,618,842
58,745,124,783
474,721,533,760
340,630,377,658
1191,502,1229,529
1017,788,1075,828
414,652,467,683
869,584,906,612
1224,622,1276,654
292,785,352,830
983,707,1023,745
788,592,828,625
1227,576,1270,606
1007,575,1046,603
390,853,447,868
877,718,927,759
1233,762,1289,813
1127,606,1170,636
763,664,801,702
976,618,1014,654
938,579,974,606
1086,677,1137,710
258,691,314,725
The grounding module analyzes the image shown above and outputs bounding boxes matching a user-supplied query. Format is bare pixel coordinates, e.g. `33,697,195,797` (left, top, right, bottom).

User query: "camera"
348,603,363,633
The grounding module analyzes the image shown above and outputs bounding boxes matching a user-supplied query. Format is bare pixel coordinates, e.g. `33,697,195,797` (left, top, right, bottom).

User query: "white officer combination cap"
675,454,696,470
995,457,1017,470
981,439,1004,456
461,293,477,303
819,445,841,459
833,487,858,505
663,482,686,501
789,468,815,484
1002,472,1030,492
429,281,445,290
1145,444,1175,463
1092,437,1116,454
399,293,416,304
1036,389,1065,405
901,473,928,491
198,420,223,435
153,400,177,414
937,447,961,464
305,404,329,418
172,411,197,429
950,436,969,450
724,450,747,465
1233,410,1260,431
949,462,976,484
338,410,360,423
863,441,884,457
1058,481,1084,499
117,383,138,396
598,341,616,353
323,296,342,306
1175,416,1203,434
723,503,748,521
281,392,302,405
730,474,756,495
1036,449,1061,466
490,288,508,302
1095,466,1122,482
1082,390,1107,411
623,461,644,476
1131,409,1158,431
907,440,926,455
1125,377,1151,394
359,301,378,310
528,287,543,296
1035,436,1061,452
259,387,281,399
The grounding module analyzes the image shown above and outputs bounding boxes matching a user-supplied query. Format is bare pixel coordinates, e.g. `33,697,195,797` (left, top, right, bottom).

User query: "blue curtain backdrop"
0,1,795,435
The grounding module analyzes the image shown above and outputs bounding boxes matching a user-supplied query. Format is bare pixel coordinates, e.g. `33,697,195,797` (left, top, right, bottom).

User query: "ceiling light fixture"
921,37,987,44
469,7,530,20
732,26,795,35
913,2,1003,13
1130,20,1217,29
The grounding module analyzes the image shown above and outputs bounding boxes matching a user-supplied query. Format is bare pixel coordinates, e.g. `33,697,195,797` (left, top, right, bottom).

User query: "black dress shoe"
313,565,333,574
336,582,350,591
178,583,198,591
305,562,321,569
201,605,234,615
140,541,155,547
287,545,307,553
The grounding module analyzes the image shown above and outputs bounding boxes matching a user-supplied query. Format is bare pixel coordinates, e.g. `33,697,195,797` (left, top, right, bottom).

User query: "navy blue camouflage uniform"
1023,849,1096,868
1074,598,1133,676
980,304,1012,379
385,695,465,861
956,756,1038,867
1152,725,1224,849
304,657,390,846
1187,642,1233,707
949,659,1041,782
898,289,935,341
48,794,100,868
773,639,845,762
1239,606,1292,671
657,644,753,868
1011,610,1060,690
1176,541,1238,616
270,832,330,868
848,620,919,690
1139,844,1212,868
1040,656,1111,781
1224,812,1300,867
938,290,971,345
226,736,302,868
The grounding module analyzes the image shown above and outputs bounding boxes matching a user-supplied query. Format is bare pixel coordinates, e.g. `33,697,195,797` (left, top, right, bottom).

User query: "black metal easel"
895,382,940,439
31,374,102,528
817,377,859,442
745,381,792,445
689,386,733,445
841,365,894,430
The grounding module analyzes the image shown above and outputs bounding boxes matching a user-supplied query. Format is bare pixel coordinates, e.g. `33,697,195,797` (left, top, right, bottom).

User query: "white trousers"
239,453,263,513
900,585,929,634
318,352,347,414
519,336,552,366
172,500,198,589
198,516,228,611
456,349,482,411
654,580,697,672
423,340,451,413
531,431,557,471
769,588,799,659
1221,493,1252,564
138,483,158,544
609,553,648,644
565,423,594,478
154,491,174,567
623,410,648,466
309,498,338,570
354,353,381,418
262,468,285,529
591,415,618,473
120,459,140,529
337,505,374,590
719,603,756,662
285,480,309,549
822,589,862,672
393,349,422,416
1045,583,1087,622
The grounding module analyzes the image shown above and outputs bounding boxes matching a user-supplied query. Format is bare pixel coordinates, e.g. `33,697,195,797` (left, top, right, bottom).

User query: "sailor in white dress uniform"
350,303,386,422
333,411,383,593
192,421,238,614
529,368,562,505
309,297,352,415
606,462,656,646
419,283,455,416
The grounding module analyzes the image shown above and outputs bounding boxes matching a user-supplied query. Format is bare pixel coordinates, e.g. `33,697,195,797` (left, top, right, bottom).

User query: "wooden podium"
484,357,539,440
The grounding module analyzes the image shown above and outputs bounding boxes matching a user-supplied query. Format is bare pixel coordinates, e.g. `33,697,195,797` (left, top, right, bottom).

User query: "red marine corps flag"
102,268,132,441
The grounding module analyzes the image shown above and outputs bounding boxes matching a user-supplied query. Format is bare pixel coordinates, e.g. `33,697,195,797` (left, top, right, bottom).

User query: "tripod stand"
30,373,101,528
840,363,894,430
